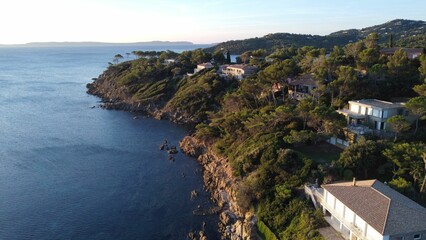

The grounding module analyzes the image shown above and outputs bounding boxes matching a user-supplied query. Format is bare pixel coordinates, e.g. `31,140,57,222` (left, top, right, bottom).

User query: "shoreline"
179,136,256,240
86,76,257,239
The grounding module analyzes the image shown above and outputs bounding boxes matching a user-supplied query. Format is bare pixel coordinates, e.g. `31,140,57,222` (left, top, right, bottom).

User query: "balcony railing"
305,184,366,240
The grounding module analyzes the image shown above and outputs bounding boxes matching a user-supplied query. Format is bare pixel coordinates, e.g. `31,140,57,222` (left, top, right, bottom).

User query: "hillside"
206,19,426,54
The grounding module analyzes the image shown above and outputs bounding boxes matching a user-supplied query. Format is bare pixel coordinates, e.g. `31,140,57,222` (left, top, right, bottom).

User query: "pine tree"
389,34,394,48
226,51,231,64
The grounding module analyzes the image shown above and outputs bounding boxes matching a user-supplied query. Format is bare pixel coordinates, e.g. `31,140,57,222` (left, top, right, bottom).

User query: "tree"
307,104,345,139
388,34,394,48
344,41,364,66
338,139,387,179
358,48,380,70
113,54,124,64
388,177,414,196
296,98,315,130
421,152,426,193
190,49,211,64
387,48,410,78
364,32,379,49
329,66,357,107
259,59,299,103
383,142,426,188
212,50,226,64
386,115,411,141
226,51,231,64
405,96,426,134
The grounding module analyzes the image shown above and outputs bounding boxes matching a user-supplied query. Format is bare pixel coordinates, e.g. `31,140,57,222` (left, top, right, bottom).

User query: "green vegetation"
98,28,426,239
294,143,341,164
257,220,279,240
164,70,234,121
206,19,426,54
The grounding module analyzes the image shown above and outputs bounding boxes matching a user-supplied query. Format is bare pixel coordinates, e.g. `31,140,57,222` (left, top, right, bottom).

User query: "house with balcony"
288,73,318,100
219,64,258,80
305,179,426,240
337,99,410,132
329,99,412,148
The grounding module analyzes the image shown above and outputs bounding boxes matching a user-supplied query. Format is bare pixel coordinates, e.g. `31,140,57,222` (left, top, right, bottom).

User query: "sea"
0,44,219,239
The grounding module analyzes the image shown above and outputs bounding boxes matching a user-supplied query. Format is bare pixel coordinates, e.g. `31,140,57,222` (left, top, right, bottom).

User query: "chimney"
353,177,357,186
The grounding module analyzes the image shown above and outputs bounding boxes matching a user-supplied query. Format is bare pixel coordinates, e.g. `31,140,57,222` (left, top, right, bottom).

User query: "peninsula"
87,19,426,240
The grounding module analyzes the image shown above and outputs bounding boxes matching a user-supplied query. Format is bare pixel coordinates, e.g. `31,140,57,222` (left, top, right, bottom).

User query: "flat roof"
349,99,404,109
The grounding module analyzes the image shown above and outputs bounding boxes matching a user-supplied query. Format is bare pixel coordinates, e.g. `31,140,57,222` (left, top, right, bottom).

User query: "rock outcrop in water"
180,136,257,240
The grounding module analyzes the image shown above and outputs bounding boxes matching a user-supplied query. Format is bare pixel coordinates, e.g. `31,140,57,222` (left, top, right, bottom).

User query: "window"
373,109,380,117
414,234,422,240
383,110,388,118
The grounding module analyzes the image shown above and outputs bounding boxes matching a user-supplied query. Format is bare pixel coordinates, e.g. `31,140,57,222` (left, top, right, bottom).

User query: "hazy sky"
1,0,425,44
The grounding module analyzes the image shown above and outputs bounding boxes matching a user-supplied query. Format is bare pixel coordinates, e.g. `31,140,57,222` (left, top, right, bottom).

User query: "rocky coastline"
87,71,257,240
87,69,199,125
180,136,256,240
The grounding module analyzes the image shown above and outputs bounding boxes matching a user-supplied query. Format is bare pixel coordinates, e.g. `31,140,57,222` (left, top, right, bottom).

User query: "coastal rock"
180,136,257,240
86,65,201,125
179,136,206,157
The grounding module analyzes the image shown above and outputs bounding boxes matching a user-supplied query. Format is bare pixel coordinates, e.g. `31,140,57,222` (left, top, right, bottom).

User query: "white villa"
306,179,426,240
337,99,410,131
219,64,258,80
329,99,412,148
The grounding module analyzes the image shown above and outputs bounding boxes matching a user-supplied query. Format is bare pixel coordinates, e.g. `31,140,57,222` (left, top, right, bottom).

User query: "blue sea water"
0,45,219,239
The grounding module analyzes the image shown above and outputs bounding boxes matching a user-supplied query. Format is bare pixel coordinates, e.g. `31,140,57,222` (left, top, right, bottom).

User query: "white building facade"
306,180,426,240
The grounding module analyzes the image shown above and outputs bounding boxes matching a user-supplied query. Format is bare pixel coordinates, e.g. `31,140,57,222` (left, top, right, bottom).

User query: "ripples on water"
0,45,218,239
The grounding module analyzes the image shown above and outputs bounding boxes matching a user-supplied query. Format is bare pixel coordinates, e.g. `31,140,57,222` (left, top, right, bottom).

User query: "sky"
1,0,425,44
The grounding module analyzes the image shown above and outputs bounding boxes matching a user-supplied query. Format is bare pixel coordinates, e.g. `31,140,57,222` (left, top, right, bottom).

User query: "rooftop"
289,73,318,87
225,64,258,71
349,99,405,109
198,62,214,67
323,180,426,236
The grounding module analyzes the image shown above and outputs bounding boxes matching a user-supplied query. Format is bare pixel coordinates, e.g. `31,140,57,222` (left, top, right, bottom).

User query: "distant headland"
0,41,198,48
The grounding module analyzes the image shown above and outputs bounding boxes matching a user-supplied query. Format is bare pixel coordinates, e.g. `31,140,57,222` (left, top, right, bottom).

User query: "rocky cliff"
87,63,229,125
180,136,257,240
86,64,165,115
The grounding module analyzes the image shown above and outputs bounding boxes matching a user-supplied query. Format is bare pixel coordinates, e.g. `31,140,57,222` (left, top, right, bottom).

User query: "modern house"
329,99,411,148
380,48,424,60
219,64,258,80
305,179,426,240
288,73,318,100
337,99,409,132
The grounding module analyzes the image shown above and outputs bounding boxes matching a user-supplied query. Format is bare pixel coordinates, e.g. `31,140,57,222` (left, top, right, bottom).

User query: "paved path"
318,227,345,240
